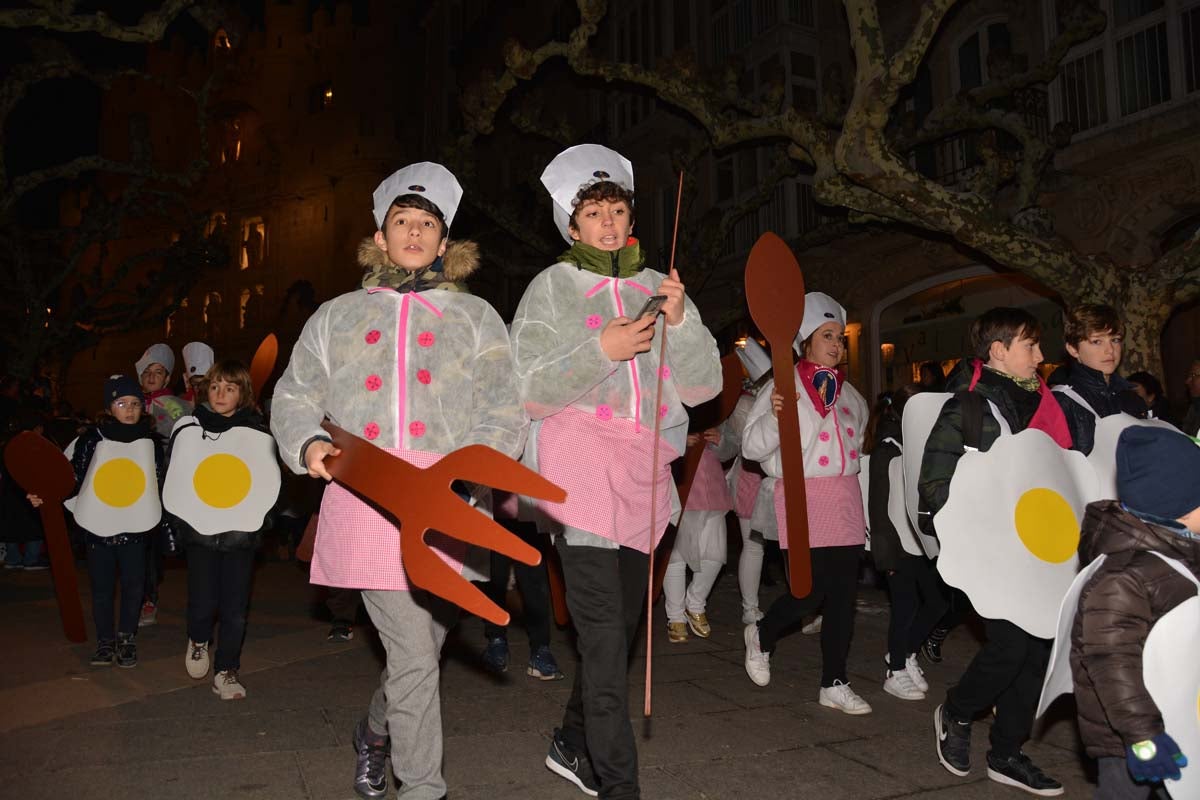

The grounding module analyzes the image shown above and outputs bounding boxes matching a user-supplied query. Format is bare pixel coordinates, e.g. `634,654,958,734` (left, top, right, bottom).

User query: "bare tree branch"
0,0,197,43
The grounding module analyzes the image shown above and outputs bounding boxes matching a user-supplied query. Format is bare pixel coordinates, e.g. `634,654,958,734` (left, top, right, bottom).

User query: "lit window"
241,217,266,270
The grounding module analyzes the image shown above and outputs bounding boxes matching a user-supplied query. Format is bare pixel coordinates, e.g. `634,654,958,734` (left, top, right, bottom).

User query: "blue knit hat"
103,374,144,407
1116,425,1200,520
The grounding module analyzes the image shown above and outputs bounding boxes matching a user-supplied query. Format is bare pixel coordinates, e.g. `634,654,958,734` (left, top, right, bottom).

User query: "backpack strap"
957,390,985,451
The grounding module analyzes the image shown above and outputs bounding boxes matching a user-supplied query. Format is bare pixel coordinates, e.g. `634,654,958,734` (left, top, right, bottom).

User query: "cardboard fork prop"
745,232,812,598
318,421,566,626
644,171,685,717
650,352,745,604
4,432,87,642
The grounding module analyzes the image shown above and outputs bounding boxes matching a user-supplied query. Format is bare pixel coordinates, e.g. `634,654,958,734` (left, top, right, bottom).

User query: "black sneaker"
544,728,599,797
327,622,354,642
115,633,137,668
921,627,948,663
352,718,389,800
90,639,116,666
934,704,971,776
986,751,1064,796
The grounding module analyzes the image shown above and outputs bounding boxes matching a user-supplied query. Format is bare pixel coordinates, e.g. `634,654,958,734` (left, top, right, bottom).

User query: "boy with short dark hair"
920,306,1071,797
1050,304,1147,454
272,162,526,800
1069,425,1196,798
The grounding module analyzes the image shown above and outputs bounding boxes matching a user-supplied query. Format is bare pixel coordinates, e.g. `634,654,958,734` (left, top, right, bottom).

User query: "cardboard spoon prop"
319,421,566,626
744,232,812,598
4,432,86,642
249,333,279,398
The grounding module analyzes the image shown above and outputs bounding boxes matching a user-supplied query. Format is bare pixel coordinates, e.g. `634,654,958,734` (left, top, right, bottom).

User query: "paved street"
1,554,1096,799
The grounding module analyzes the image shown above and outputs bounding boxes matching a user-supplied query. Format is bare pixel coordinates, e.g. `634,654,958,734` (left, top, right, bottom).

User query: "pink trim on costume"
366,287,396,295
411,293,443,318
585,279,611,298
624,281,653,296
611,280,643,433
397,295,410,448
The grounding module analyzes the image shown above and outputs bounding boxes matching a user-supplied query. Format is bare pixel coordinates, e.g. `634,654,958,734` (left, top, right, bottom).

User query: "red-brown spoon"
4,432,86,642
744,233,812,598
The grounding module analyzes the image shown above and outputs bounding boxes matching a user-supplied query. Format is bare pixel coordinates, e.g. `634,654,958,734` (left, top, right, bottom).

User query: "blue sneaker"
481,636,509,674
527,645,565,681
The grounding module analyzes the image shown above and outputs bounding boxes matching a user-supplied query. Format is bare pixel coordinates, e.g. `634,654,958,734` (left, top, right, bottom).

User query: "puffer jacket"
167,405,272,552
1070,500,1200,757
1050,362,1147,455
918,358,1043,521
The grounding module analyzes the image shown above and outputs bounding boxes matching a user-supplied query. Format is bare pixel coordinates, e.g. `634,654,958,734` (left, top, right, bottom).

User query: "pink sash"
536,407,679,552
734,465,763,519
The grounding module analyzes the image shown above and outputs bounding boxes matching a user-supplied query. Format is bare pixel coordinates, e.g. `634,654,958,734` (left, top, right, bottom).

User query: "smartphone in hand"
630,295,667,322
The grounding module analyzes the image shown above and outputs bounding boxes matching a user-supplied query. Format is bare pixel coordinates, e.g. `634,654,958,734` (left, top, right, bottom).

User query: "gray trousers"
362,588,456,800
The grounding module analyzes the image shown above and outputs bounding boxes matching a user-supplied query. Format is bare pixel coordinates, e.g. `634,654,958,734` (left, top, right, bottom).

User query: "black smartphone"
631,295,667,321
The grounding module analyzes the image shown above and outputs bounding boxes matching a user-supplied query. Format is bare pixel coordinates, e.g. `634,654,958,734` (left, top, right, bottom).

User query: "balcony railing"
916,87,1050,186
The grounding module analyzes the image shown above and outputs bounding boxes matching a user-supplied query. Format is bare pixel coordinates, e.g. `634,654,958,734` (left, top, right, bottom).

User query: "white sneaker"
884,669,926,700
743,623,771,686
213,669,246,700
185,640,210,679
801,615,823,635
741,607,764,624
905,653,929,693
819,680,872,715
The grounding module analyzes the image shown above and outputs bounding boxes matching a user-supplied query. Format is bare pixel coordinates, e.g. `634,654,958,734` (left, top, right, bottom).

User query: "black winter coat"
165,405,273,552
867,414,907,572
1050,363,1146,455
1070,501,1199,757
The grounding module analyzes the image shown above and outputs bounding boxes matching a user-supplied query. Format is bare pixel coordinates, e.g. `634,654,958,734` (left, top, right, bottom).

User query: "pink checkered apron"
686,446,733,513
733,463,763,519
310,448,468,590
535,407,679,553
774,474,865,550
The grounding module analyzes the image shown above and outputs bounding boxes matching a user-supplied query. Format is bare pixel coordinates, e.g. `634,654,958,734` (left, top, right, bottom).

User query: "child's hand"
702,428,721,445
304,441,343,481
770,391,785,418
1126,732,1187,783
27,493,43,508
600,316,655,361
686,433,701,448
659,269,686,326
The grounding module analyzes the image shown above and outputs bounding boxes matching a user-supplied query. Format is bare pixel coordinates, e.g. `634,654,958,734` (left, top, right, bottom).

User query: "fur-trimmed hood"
356,237,479,281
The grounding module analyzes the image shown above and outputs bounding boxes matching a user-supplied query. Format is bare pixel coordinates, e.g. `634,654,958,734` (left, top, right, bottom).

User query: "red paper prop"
4,432,86,642
745,232,812,598
318,421,566,626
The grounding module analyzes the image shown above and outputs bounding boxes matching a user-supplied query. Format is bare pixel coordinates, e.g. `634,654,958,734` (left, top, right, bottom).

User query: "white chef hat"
736,338,771,382
182,341,215,378
372,162,464,230
793,292,847,354
136,343,175,377
540,144,635,243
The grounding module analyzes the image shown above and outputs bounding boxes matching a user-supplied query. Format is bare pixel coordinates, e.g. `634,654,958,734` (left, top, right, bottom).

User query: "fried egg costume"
64,437,161,537
163,417,280,535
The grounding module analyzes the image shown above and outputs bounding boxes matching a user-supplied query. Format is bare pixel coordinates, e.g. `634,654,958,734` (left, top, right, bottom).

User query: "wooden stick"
646,171,684,718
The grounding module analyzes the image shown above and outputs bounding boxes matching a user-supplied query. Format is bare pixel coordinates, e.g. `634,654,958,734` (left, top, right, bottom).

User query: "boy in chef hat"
271,161,526,800
181,341,215,404
511,144,721,798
